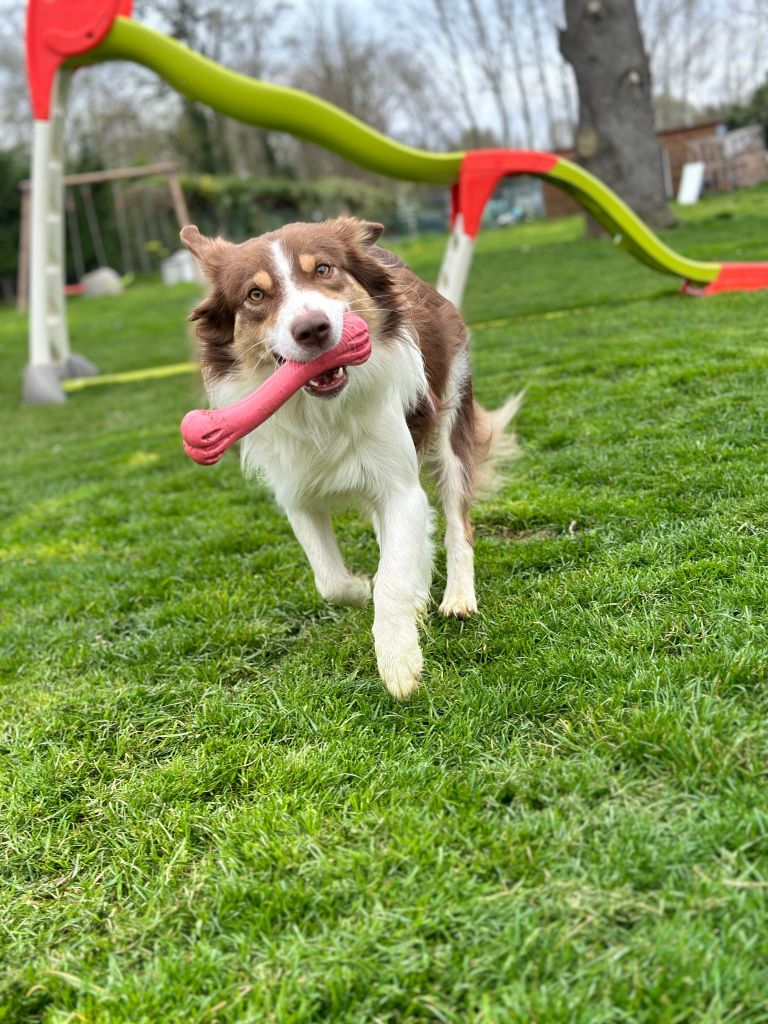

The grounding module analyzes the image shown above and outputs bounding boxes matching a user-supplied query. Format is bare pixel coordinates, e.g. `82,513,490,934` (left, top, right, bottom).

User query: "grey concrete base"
64,352,99,379
22,363,67,404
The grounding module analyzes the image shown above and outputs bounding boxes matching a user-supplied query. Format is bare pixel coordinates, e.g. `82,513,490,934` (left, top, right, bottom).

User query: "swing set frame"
17,160,191,313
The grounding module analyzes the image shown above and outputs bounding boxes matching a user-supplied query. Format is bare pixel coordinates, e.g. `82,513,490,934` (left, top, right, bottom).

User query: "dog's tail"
473,390,525,495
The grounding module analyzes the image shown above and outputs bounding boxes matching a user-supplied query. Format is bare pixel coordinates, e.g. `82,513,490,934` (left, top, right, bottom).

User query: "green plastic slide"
75,17,463,184
546,159,718,284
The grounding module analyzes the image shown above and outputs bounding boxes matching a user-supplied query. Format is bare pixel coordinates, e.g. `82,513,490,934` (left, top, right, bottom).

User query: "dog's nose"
291,312,331,348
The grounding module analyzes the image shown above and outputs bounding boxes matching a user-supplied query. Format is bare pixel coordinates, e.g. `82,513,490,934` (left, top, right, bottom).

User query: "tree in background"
0,2,30,153
560,0,675,230
0,149,27,298
405,0,577,151
135,0,289,176
727,78,768,145
283,6,454,180
637,1,768,129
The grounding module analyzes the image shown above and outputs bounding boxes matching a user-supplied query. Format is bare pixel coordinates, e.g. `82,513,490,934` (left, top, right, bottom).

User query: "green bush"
177,173,402,239
726,76,768,143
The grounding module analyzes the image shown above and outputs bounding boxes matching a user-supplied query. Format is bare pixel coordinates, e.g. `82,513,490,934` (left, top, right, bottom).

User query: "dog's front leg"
287,508,371,607
373,483,433,700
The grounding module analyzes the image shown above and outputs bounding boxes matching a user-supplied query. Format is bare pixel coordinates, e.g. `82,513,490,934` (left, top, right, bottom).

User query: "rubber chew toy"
181,313,371,465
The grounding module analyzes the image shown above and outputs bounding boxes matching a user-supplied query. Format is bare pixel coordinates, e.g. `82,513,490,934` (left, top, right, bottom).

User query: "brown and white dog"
181,217,519,699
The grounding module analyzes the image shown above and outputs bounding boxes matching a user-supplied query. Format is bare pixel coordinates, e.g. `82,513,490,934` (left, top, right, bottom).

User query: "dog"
181,217,520,699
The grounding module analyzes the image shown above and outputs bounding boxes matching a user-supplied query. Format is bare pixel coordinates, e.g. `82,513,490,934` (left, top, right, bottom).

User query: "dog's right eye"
247,287,264,302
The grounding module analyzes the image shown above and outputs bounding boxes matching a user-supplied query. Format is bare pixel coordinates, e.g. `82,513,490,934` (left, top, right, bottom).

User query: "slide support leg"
436,214,476,309
24,70,97,405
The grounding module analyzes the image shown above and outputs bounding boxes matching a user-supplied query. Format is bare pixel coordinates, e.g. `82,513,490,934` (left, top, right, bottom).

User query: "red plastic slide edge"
682,262,768,296
452,149,559,238
26,0,133,120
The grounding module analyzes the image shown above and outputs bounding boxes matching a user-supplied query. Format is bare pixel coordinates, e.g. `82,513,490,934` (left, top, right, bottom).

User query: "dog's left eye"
316,264,332,277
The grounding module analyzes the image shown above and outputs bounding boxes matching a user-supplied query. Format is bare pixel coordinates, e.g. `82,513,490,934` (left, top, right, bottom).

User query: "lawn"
3,188,768,1022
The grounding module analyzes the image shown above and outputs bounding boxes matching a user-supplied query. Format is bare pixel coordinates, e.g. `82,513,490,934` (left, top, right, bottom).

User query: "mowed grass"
3,187,768,1022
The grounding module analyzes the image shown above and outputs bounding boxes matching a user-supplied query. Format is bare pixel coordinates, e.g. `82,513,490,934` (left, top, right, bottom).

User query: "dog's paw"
439,586,478,619
374,622,423,700
379,652,423,701
318,573,371,608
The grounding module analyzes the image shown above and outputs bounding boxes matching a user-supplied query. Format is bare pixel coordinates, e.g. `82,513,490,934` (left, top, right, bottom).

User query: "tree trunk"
559,0,676,232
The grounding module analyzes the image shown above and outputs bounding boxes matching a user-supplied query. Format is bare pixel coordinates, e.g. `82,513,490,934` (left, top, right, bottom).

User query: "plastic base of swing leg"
63,352,99,378
22,363,67,404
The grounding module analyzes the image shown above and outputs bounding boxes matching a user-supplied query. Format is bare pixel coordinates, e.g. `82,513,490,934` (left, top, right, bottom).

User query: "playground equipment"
17,161,192,311
24,0,768,404
180,313,372,465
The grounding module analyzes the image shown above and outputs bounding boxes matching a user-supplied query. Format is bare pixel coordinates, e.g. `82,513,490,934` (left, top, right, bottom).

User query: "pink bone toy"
181,312,371,465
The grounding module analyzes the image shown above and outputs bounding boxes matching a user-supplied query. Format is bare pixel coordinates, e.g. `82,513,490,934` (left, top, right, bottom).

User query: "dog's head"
181,217,405,399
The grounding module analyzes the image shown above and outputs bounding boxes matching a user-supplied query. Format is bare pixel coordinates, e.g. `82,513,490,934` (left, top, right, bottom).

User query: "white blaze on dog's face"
182,218,403,400
267,240,344,363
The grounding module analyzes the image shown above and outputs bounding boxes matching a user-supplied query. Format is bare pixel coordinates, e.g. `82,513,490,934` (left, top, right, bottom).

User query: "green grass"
4,187,768,1022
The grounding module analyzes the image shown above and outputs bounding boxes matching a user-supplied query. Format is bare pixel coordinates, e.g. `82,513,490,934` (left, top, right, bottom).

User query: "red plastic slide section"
451,149,559,238
26,0,133,120
682,262,768,296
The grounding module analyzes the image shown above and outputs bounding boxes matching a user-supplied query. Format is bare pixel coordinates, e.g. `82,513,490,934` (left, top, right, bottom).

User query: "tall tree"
136,0,287,174
287,5,453,177
524,0,558,147
0,2,31,153
492,0,532,146
423,0,485,147
559,0,675,230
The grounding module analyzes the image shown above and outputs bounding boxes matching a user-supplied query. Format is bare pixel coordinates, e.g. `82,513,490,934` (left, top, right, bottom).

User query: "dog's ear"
331,218,384,248
333,217,404,336
188,288,236,376
356,220,385,246
180,225,232,280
